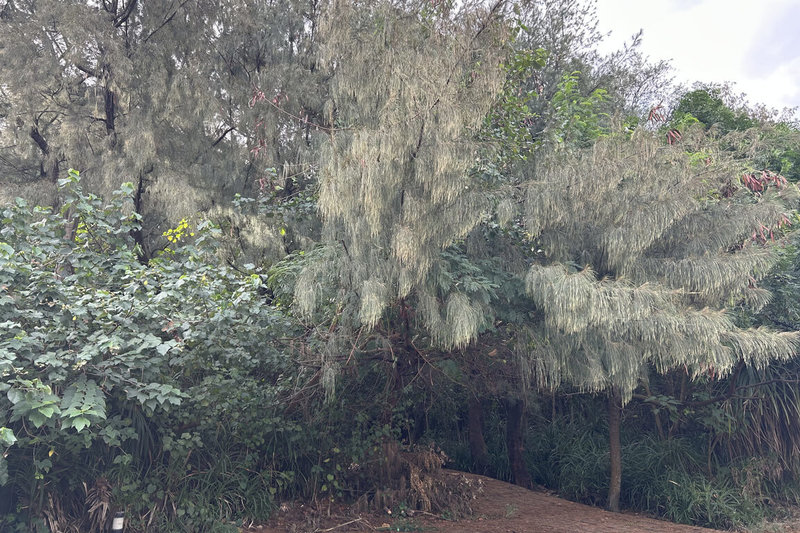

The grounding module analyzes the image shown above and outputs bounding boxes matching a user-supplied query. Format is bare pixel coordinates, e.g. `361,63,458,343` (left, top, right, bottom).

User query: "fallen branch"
316,517,373,532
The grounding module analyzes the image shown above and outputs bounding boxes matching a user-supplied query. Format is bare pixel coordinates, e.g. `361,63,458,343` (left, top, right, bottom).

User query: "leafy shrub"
0,171,298,531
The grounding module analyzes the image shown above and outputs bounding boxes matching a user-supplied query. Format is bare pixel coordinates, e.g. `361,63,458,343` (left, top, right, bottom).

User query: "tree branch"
113,0,138,28
212,126,235,147
74,62,98,78
634,362,800,411
143,0,191,43
29,127,50,155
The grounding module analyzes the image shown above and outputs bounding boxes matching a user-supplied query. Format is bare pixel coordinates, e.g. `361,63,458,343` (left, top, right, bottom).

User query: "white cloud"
594,0,799,113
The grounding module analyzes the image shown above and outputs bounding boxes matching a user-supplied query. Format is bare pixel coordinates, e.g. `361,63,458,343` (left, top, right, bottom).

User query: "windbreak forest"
2,0,800,531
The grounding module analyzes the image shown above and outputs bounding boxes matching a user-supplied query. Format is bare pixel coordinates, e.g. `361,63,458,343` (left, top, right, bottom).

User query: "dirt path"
248,471,733,532
421,472,719,533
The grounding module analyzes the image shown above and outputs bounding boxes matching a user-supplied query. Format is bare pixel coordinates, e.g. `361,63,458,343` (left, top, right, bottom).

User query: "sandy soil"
245,470,762,533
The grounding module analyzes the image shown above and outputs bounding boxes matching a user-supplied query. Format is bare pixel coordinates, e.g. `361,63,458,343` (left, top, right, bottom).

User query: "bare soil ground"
245,470,793,533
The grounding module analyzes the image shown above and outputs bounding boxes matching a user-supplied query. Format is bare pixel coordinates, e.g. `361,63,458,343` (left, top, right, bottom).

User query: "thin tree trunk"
468,396,490,475
668,369,690,438
643,382,665,440
130,173,149,263
505,397,531,488
607,386,622,512
30,122,74,277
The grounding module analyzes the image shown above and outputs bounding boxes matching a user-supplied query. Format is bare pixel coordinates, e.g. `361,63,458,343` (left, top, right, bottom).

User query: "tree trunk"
468,396,490,475
607,386,622,512
130,173,149,262
505,397,531,488
643,381,665,440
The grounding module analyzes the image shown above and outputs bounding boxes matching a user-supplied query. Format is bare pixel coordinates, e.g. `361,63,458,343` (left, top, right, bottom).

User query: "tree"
671,87,757,135
668,86,800,186
511,0,673,148
521,131,799,511
296,0,514,345
0,0,323,258
270,0,556,488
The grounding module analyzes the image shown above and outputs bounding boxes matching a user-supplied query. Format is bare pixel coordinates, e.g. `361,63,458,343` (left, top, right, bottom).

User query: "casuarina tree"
521,130,799,511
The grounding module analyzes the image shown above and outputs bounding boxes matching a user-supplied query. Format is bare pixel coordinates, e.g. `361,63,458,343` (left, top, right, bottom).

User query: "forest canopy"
2,0,800,531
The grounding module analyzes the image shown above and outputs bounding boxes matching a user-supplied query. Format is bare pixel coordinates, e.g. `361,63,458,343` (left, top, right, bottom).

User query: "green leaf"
156,343,171,356
6,388,22,405
0,427,16,447
37,406,56,419
28,411,48,428
71,417,90,432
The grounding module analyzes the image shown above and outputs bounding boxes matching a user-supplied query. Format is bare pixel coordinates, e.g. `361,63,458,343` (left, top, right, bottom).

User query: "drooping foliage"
298,0,513,348
522,132,799,400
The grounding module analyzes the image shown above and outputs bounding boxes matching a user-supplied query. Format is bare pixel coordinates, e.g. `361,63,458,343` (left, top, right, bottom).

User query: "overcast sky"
594,0,800,115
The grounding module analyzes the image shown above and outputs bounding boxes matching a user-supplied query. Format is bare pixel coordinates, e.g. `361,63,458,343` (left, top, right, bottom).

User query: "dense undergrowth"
4,174,800,532
435,392,800,530
4,151,786,530
0,177,479,531
0,174,309,532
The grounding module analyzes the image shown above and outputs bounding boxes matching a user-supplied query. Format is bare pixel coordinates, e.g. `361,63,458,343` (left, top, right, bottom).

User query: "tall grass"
522,418,769,529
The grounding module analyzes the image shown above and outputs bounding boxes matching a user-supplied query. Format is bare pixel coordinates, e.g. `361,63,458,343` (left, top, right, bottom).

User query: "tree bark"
505,397,531,488
468,396,490,475
643,381,665,440
129,173,149,262
607,386,622,512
